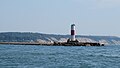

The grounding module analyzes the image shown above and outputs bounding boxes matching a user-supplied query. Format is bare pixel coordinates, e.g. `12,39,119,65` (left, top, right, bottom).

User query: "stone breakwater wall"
0,42,104,46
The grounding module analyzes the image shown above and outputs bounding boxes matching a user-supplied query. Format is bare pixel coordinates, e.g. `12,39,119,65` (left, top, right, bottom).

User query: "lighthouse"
71,24,76,41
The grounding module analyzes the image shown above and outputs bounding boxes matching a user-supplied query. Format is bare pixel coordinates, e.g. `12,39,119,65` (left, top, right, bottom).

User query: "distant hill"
0,32,120,45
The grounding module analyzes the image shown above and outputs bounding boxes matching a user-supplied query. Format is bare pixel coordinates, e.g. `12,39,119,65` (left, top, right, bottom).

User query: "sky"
0,0,120,36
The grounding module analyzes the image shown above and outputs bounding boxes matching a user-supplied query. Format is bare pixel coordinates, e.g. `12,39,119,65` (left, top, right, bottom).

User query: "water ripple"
0,45,120,68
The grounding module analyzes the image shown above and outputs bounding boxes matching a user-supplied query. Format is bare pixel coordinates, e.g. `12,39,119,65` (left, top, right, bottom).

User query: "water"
0,45,120,68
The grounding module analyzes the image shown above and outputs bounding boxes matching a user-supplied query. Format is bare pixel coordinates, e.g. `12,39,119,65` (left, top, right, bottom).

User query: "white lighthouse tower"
71,24,76,41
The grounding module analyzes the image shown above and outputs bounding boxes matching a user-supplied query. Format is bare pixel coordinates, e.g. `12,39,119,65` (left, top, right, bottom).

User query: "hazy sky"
0,0,120,36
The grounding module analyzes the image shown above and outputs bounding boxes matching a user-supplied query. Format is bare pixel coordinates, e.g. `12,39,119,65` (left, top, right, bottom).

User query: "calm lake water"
0,45,120,68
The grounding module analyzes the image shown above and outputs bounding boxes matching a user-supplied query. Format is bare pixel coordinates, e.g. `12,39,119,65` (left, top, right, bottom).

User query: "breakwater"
0,42,104,46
